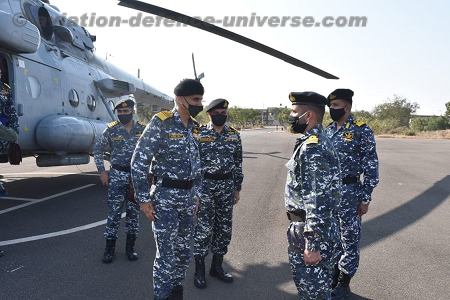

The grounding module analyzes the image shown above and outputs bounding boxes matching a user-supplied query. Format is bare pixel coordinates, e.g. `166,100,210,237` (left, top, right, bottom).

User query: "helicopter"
0,0,175,167
0,0,337,168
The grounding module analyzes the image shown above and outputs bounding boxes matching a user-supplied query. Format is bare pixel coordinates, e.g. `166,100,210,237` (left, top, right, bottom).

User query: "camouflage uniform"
93,120,146,240
285,124,341,300
194,122,243,258
131,109,201,300
325,115,379,277
0,81,19,149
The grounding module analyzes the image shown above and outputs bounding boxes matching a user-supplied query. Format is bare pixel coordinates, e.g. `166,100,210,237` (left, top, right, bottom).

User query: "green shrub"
403,130,416,136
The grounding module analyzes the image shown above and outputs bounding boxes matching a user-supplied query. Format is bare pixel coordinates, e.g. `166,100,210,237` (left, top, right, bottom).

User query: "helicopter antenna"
192,53,198,81
192,53,204,82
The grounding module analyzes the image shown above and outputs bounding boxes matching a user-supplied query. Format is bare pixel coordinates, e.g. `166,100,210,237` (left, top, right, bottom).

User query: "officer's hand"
357,203,369,217
99,171,109,186
194,197,200,217
234,191,240,205
304,250,322,266
140,202,156,222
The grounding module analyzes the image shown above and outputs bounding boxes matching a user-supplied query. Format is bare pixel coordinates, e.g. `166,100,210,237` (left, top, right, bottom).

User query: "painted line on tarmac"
0,184,96,215
2,172,98,176
0,213,126,246
1,197,35,201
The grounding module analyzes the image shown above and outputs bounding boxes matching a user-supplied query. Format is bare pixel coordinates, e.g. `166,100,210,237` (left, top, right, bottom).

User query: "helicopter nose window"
69,89,79,107
87,95,96,111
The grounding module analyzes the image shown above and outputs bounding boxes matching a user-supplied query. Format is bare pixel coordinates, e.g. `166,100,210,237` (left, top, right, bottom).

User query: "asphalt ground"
1,127,449,300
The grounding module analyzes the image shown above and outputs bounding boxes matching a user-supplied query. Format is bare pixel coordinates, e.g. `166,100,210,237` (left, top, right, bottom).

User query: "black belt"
342,175,358,185
111,164,131,173
204,172,233,180
287,210,306,222
154,177,195,190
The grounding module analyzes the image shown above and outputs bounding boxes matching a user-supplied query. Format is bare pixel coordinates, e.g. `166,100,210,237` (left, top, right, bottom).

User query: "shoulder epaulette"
137,121,147,126
4,83,11,89
326,122,334,128
306,135,319,145
107,121,119,128
190,117,200,127
156,111,174,121
353,120,366,127
229,126,240,134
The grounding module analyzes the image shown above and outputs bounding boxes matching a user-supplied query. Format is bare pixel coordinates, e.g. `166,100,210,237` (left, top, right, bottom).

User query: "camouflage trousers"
287,220,338,300
336,183,361,277
104,168,140,240
193,178,235,257
151,178,197,300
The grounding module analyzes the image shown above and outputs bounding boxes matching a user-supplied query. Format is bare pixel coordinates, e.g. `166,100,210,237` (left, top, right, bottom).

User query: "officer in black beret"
285,91,341,299
193,98,243,289
93,95,147,263
131,79,204,300
325,89,379,299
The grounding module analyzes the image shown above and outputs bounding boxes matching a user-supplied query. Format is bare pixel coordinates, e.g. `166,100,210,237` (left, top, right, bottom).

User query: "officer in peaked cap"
131,78,204,300
325,89,379,299
285,91,341,299
114,98,135,111
193,98,243,289
93,94,146,264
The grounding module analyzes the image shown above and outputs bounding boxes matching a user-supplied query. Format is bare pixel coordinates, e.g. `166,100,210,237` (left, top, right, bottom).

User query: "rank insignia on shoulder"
156,111,174,121
137,121,147,126
200,137,215,142
4,83,11,89
229,126,240,133
135,131,142,137
107,121,119,128
169,134,184,139
353,120,366,127
227,130,236,135
113,136,124,141
306,135,319,145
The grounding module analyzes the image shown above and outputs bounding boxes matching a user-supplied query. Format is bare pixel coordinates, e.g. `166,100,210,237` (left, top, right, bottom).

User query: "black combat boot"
170,285,183,300
332,264,340,289
126,234,138,261
102,239,116,263
194,255,207,288
332,271,352,299
209,254,233,283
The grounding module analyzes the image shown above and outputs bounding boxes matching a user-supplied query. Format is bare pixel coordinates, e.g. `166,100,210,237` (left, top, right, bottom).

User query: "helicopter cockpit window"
87,95,96,112
69,89,79,107
29,6,54,41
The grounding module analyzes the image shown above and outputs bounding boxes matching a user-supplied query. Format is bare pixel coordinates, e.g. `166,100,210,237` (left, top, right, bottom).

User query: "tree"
445,101,450,118
372,95,419,128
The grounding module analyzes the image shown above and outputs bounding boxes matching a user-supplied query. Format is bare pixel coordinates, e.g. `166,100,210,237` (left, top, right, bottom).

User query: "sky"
49,0,450,115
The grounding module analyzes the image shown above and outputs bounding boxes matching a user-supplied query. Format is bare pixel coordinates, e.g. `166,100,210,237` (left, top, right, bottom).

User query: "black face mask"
183,97,203,118
211,114,227,127
118,113,133,124
330,107,346,122
288,112,308,134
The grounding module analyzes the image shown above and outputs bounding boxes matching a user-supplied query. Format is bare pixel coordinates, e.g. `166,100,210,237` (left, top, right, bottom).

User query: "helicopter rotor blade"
192,53,198,81
117,0,339,79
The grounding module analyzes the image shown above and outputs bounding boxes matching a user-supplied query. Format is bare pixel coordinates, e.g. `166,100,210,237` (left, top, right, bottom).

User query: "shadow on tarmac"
243,151,291,160
361,175,450,249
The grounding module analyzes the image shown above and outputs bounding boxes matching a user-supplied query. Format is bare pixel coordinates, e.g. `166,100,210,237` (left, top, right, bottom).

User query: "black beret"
114,99,135,110
327,89,354,106
174,79,204,96
206,98,229,112
289,92,327,107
